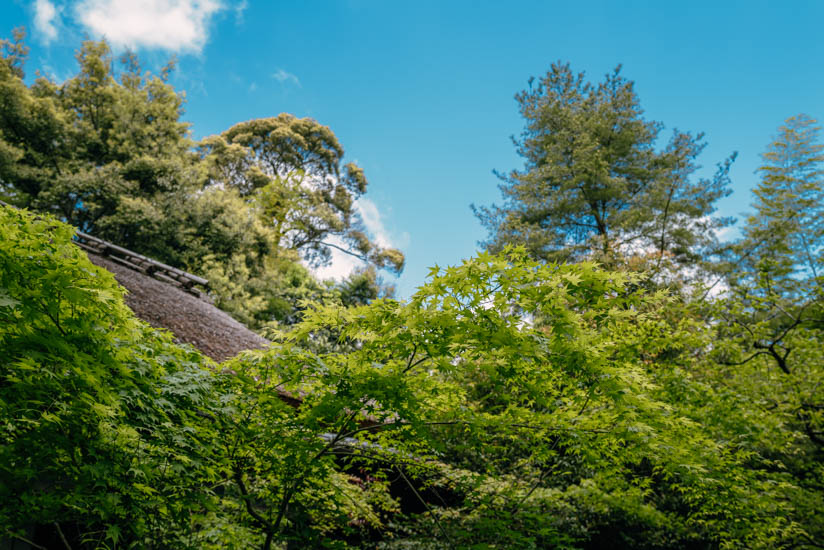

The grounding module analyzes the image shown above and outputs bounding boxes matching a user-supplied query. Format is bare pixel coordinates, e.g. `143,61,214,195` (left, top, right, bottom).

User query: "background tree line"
0,29,403,331
1,30,823,549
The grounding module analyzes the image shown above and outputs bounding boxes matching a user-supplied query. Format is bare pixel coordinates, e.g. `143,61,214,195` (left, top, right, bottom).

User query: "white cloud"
34,0,60,43
356,198,392,248
311,198,406,281
714,224,738,242
74,0,225,52
272,68,300,87
312,235,367,281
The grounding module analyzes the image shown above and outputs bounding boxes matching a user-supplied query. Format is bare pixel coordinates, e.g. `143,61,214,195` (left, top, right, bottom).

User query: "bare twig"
5,532,48,550
53,522,72,550
396,466,455,549
716,351,771,366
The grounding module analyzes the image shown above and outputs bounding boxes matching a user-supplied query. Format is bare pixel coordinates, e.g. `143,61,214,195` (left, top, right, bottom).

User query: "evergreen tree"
474,62,734,275
736,114,823,295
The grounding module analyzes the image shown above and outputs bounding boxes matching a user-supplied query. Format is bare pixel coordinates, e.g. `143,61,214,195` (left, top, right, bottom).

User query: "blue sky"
3,0,823,297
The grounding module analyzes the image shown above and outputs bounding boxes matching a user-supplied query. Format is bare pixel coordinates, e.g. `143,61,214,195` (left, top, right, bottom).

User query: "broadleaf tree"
0,196,810,550
0,32,404,333
200,115,405,274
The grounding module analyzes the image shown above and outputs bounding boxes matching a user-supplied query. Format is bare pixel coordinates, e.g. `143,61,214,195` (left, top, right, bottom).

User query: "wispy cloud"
312,235,366,281
272,68,300,87
312,198,406,281
33,0,60,43
356,198,393,248
233,0,247,24
714,224,738,242
74,0,226,53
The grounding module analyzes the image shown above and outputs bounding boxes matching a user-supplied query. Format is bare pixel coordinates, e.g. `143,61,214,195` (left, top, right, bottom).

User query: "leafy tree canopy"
201,115,404,274
0,30,403,331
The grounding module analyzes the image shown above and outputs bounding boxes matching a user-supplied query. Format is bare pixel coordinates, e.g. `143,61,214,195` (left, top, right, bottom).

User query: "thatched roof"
87,252,269,362
0,201,266,362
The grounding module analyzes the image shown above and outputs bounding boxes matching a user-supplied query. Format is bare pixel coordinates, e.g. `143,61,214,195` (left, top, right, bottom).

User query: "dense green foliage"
0,206,221,547
1,30,823,550
0,205,805,549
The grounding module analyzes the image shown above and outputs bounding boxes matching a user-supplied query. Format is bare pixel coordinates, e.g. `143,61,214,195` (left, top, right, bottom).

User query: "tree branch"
395,465,455,549
716,351,771,366
232,469,273,533
319,240,369,263
53,522,72,550
5,532,48,550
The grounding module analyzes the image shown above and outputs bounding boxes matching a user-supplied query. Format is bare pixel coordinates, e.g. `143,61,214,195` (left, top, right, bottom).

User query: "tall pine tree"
474,62,734,276
737,114,823,294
